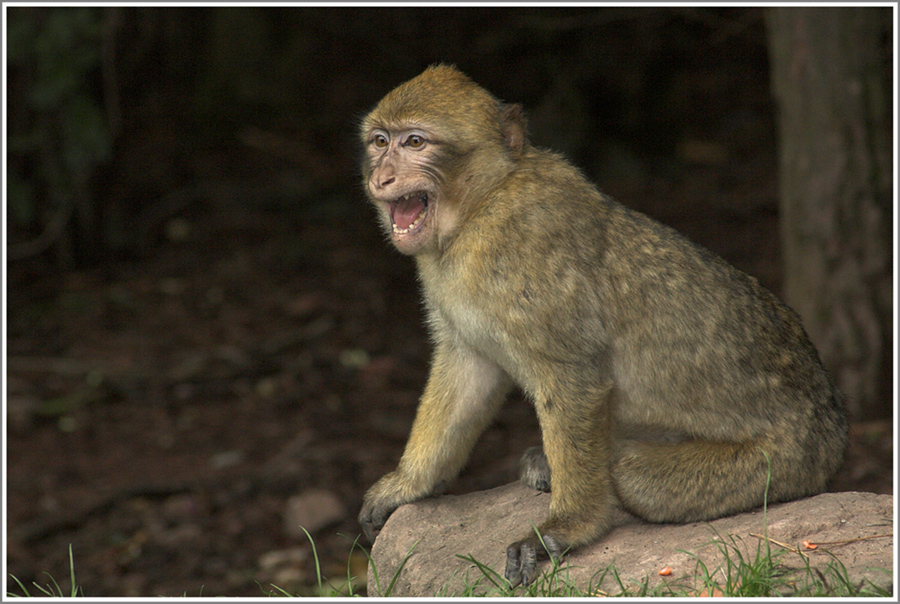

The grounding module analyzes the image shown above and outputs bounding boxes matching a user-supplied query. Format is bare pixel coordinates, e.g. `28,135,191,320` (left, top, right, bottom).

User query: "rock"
258,547,310,594
162,493,204,523
259,547,309,573
283,489,346,538
369,482,893,596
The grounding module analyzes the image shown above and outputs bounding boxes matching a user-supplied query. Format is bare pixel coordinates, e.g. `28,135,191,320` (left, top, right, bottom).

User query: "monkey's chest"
422,257,606,390
444,301,515,361
431,291,565,395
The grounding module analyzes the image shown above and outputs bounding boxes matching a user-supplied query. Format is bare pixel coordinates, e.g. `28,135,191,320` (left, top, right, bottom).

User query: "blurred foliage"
7,8,112,265
5,6,777,269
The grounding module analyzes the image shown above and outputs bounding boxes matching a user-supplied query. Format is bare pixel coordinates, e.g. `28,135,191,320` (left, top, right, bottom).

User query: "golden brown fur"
358,65,848,587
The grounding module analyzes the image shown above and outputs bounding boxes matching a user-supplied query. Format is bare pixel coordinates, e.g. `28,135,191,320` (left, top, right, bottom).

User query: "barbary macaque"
357,64,848,587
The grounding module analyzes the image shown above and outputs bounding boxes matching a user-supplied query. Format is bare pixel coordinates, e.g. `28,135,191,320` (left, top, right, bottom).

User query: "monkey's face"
361,125,444,255
360,65,520,256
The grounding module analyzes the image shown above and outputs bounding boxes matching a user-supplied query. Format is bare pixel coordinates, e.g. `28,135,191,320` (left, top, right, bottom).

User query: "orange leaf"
802,540,818,550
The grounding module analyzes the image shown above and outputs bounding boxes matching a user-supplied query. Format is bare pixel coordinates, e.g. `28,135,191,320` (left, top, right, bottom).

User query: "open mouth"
389,191,429,235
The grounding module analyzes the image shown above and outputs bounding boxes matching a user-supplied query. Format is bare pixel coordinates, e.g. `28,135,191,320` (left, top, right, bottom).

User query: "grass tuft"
7,544,82,597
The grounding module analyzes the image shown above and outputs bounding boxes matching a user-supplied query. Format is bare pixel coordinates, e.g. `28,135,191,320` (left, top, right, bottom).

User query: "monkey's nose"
372,173,395,191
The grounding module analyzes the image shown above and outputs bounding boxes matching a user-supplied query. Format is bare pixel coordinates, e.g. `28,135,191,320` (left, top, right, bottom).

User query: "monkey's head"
360,64,528,255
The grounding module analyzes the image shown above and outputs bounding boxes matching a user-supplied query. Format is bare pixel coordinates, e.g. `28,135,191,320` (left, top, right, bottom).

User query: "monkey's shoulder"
470,150,730,274
447,147,789,317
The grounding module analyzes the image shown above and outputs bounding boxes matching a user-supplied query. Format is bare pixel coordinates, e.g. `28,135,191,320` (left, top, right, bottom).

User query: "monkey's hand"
358,498,395,544
359,471,430,543
504,530,568,588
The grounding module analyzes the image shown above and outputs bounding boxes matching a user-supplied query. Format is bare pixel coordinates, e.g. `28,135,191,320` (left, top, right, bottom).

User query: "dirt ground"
5,16,894,593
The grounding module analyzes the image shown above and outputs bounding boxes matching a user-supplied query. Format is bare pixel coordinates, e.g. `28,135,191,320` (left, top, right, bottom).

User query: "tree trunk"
766,7,893,419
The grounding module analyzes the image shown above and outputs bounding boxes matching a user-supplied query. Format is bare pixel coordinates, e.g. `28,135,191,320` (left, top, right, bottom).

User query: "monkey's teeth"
392,209,426,234
391,192,428,234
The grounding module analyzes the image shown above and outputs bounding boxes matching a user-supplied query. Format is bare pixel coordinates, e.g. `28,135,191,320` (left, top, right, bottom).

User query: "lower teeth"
393,212,426,234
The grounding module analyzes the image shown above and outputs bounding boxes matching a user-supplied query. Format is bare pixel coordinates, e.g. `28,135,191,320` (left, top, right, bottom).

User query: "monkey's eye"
373,133,389,148
405,135,425,149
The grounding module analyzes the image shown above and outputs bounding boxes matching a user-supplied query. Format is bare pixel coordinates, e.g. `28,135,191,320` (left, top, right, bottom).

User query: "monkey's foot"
519,446,551,492
504,532,567,588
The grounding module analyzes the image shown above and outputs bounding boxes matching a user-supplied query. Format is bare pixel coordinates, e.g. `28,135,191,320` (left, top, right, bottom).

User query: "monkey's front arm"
359,339,511,542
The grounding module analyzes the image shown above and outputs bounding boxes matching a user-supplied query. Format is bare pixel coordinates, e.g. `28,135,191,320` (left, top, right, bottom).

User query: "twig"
749,532,807,558
802,533,893,548
751,531,895,557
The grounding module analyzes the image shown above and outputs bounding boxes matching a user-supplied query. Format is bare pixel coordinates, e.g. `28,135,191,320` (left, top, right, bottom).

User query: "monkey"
357,64,848,588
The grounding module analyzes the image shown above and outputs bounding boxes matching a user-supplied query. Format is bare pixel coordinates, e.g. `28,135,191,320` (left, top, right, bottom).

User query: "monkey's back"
441,147,847,481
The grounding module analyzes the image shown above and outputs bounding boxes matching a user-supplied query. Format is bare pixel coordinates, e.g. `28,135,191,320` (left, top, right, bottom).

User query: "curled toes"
505,540,538,587
519,446,551,492
504,531,567,588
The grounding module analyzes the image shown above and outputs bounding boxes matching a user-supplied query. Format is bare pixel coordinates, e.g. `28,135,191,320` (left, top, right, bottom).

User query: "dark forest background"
5,5,894,597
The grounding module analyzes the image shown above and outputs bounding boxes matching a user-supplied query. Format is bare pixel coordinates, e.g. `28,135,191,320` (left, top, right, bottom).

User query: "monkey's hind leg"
519,446,552,492
612,438,812,523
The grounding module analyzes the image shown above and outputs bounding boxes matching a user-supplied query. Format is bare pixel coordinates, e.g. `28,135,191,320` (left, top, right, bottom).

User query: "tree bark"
766,7,893,419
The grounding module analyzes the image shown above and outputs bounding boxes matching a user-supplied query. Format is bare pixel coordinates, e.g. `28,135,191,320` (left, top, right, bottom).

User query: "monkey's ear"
500,103,529,156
